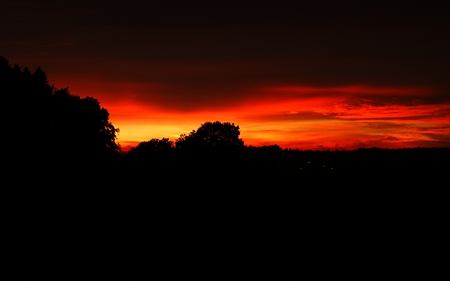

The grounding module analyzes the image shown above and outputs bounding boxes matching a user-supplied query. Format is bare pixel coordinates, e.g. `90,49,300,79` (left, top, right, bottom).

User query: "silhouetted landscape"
2,56,449,276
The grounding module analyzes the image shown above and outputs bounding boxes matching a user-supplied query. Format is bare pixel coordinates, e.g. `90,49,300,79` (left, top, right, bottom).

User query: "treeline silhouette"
2,56,449,277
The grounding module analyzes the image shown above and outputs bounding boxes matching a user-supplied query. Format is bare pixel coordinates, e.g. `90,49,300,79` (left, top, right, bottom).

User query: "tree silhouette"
0,56,120,165
128,138,173,157
175,121,244,151
2,57,53,158
49,88,120,161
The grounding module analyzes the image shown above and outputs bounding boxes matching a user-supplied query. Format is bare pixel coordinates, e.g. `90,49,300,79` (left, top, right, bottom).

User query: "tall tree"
50,88,121,160
0,56,121,165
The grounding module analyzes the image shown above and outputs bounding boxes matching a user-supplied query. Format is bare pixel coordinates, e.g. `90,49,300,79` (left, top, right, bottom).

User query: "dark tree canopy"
50,88,120,158
1,56,120,164
128,138,173,157
176,121,244,151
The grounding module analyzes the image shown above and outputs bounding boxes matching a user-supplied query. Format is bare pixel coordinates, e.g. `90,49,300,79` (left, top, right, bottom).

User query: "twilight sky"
2,0,450,150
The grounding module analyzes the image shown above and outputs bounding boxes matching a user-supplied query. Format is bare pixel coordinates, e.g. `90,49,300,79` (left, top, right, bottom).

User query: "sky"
2,0,450,151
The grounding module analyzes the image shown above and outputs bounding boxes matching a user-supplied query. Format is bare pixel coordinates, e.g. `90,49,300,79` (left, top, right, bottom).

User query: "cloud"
244,111,334,122
266,85,433,97
317,102,450,121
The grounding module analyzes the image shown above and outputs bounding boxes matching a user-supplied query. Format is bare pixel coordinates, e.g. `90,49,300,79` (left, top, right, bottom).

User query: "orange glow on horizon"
50,78,450,152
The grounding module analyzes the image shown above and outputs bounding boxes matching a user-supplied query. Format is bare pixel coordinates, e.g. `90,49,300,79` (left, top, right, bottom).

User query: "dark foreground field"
3,148,449,277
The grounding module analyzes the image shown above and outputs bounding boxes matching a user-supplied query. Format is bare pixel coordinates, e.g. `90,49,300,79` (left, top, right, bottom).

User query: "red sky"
2,1,450,151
